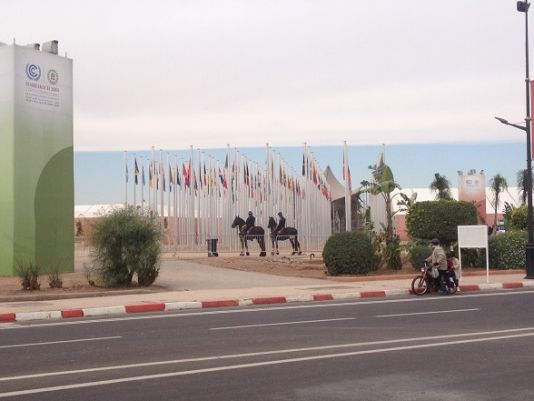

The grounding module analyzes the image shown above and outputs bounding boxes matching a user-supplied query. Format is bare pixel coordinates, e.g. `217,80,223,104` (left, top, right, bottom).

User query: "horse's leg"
291,237,297,255
239,235,245,256
245,235,250,256
259,236,266,257
296,236,302,255
270,233,276,255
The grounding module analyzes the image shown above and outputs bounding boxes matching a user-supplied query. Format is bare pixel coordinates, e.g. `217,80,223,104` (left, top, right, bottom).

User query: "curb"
0,282,531,323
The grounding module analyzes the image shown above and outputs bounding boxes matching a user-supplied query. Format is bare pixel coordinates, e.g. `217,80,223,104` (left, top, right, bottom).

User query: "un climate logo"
26,64,41,81
47,69,59,85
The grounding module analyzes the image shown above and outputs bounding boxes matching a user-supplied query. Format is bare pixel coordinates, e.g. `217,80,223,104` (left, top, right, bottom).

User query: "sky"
2,1,531,203
75,143,525,205
2,0,530,150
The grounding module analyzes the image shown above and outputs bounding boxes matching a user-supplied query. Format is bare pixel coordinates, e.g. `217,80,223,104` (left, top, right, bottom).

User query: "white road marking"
1,289,533,329
2,327,534,383
376,308,480,318
0,336,122,350
210,317,355,330
2,330,534,398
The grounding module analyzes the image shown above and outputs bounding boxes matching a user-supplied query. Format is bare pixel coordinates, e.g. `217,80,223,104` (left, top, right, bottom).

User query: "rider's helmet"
278,212,283,217
430,238,440,245
248,211,253,216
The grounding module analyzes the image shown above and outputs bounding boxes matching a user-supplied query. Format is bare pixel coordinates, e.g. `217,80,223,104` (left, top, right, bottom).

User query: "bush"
323,232,375,275
46,265,63,288
408,243,432,270
510,206,528,231
406,200,478,245
489,231,527,269
15,262,41,291
89,206,161,287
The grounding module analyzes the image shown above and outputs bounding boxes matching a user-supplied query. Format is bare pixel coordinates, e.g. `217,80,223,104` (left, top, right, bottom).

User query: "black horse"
267,216,301,255
231,216,266,256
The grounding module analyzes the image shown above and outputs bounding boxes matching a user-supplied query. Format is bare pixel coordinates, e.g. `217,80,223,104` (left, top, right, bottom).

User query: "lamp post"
495,1,534,279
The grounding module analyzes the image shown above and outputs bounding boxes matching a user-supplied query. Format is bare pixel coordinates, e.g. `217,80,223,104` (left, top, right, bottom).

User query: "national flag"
169,164,173,192
134,158,139,185
141,162,146,186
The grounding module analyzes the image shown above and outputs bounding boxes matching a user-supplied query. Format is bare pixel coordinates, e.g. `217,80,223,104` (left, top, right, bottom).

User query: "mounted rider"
241,211,256,236
274,212,286,237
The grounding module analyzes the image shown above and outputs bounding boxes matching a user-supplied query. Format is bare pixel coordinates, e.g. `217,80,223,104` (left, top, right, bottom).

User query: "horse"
231,216,267,257
267,216,301,255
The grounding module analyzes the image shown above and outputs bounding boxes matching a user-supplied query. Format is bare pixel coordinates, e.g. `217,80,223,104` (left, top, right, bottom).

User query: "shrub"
408,243,432,270
46,265,63,288
15,262,41,291
323,232,375,275
406,200,478,245
510,206,528,231
489,231,527,269
89,206,161,287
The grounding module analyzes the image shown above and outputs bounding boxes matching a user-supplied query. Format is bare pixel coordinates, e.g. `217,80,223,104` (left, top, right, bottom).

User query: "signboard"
457,225,489,283
458,170,486,222
0,44,73,275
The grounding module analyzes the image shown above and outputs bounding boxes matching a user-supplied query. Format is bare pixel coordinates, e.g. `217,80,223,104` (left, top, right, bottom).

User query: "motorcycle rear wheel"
411,275,429,295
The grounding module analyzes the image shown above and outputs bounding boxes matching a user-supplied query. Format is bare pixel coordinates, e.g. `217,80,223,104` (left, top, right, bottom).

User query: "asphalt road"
2,290,534,400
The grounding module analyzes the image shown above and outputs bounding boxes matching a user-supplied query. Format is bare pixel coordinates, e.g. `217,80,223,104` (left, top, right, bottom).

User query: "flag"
125,161,129,183
176,164,181,186
149,162,154,188
302,153,305,176
141,162,146,186
168,164,173,192
134,158,139,185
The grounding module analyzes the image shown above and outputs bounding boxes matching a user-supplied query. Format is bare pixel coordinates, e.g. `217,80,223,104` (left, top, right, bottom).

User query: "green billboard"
0,43,73,276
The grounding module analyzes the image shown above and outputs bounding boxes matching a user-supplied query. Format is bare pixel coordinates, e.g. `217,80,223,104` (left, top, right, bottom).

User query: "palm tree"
489,174,508,234
429,173,452,200
517,169,529,206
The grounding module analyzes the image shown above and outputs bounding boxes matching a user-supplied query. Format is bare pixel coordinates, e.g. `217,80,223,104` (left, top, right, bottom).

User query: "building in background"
0,41,73,275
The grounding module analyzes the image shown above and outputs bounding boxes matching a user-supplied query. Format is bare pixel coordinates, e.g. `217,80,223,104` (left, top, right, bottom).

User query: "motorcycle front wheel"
411,275,428,295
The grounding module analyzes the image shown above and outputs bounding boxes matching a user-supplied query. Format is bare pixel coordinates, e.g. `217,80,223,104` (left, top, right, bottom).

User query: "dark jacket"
275,216,286,232
245,215,255,227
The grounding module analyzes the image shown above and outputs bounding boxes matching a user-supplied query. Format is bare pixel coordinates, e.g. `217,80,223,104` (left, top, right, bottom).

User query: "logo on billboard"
47,69,59,85
25,64,41,81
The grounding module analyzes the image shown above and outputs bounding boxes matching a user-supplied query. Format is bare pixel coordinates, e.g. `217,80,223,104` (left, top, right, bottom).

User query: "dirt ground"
1,254,496,298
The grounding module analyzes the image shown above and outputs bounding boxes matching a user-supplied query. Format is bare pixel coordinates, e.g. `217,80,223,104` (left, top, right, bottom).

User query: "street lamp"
495,1,534,279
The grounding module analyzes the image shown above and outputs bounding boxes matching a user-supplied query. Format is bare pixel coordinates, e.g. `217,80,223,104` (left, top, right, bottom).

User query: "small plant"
46,265,63,289
323,232,375,276
89,206,161,287
15,262,41,291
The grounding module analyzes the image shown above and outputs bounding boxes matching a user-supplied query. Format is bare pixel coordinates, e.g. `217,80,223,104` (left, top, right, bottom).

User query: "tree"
489,174,508,235
517,169,529,206
366,163,401,243
406,200,478,246
429,173,452,200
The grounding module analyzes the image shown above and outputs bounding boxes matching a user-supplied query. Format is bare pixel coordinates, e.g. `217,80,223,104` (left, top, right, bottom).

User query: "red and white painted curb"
1,281,533,323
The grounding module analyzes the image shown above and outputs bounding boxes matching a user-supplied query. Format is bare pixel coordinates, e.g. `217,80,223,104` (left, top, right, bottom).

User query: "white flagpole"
124,150,128,208
344,141,351,232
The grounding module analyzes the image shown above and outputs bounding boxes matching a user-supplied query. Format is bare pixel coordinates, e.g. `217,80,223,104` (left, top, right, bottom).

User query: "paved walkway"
1,258,533,322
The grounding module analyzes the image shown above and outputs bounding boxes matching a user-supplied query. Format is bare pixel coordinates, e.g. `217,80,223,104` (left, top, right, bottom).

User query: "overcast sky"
1,0,529,151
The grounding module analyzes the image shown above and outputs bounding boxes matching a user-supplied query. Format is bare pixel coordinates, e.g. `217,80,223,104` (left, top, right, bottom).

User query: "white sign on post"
457,225,489,283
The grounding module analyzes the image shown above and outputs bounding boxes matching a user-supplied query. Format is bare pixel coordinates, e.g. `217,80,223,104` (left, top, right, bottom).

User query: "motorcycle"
411,261,457,296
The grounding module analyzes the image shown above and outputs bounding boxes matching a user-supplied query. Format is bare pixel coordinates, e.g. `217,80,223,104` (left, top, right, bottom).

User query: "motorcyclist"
426,238,448,293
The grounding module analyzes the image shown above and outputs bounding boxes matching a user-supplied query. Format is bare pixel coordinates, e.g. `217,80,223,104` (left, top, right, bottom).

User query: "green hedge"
406,200,477,245
323,232,375,275
510,206,528,231
408,243,432,270
489,231,527,269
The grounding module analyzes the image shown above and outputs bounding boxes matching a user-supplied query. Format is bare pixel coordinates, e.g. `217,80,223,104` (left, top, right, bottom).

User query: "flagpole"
344,141,351,232
133,154,137,208
124,150,128,208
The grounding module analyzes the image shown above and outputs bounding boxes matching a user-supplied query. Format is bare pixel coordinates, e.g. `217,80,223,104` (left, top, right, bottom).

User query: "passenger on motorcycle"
425,238,448,294
446,251,460,289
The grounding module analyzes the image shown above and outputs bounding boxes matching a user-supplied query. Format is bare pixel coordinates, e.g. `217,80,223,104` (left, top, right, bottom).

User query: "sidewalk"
1,259,533,323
